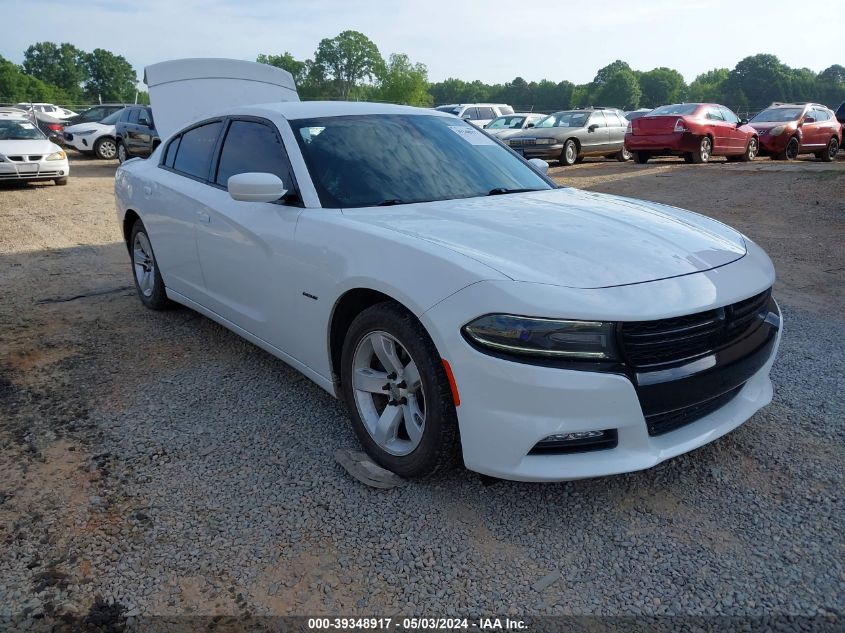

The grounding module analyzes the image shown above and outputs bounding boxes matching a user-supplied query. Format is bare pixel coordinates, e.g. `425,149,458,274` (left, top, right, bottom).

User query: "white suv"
434,103,514,128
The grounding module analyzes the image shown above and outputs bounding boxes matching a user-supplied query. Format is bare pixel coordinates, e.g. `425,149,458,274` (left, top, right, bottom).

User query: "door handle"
143,186,151,196
197,211,210,223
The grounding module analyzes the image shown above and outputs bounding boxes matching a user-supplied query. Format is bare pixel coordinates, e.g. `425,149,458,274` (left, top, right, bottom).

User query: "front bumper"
63,133,94,152
624,132,700,155
420,245,781,481
0,158,69,182
755,131,790,154
509,143,564,160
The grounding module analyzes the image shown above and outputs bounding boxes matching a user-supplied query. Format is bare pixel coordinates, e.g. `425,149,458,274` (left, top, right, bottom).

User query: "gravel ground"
0,154,843,627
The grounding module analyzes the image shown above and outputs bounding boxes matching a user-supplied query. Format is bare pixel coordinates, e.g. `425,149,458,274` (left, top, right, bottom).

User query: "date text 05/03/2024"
307,617,527,630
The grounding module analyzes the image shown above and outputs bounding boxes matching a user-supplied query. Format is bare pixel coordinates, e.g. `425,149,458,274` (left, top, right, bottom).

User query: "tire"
820,137,839,162
94,136,117,160
739,136,758,162
690,136,712,163
560,139,578,166
54,177,68,186
683,154,694,163
129,219,171,310
633,151,649,164
777,136,800,161
616,147,632,162
340,302,460,478
117,141,127,164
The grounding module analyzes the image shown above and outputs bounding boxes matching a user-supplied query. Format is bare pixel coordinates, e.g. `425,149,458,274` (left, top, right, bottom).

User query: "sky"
2,0,843,87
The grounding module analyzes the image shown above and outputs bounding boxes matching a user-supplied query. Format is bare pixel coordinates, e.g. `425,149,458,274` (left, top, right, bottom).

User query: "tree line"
2,33,843,116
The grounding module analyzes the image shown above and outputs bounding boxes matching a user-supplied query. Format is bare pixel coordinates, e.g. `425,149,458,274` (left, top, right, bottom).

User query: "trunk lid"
632,116,685,135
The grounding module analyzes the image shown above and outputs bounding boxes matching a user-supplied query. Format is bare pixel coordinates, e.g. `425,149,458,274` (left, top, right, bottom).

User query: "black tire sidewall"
95,137,116,160
561,140,578,166
340,302,460,478
129,220,170,310
117,142,127,164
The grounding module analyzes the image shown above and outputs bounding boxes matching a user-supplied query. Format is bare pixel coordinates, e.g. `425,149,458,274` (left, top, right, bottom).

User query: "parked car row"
0,110,69,186
62,104,159,161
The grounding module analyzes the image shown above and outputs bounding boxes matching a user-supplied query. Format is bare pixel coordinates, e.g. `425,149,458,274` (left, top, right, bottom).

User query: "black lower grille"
646,385,743,436
621,289,771,368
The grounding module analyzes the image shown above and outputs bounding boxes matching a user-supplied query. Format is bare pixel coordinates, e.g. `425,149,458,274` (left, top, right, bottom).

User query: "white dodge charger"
115,60,782,481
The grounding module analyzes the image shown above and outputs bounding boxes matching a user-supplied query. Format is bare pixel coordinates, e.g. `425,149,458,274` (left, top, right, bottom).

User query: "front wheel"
739,137,758,162
129,220,171,310
117,141,127,164
777,136,800,161
820,137,839,162
340,302,460,478
54,177,68,186
690,136,712,163
616,147,632,162
560,140,578,166
94,137,117,160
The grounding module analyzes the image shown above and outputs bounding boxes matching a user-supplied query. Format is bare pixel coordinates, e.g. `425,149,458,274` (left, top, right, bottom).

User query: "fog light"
530,429,618,455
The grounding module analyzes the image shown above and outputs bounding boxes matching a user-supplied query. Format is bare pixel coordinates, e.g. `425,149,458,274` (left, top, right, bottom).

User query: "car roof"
222,101,455,121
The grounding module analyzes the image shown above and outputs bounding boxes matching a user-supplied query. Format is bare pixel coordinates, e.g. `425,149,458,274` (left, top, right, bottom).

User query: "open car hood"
144,58,299,140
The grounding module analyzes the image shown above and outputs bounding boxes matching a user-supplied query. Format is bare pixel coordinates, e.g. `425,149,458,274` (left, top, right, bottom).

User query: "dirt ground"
0,153,843,623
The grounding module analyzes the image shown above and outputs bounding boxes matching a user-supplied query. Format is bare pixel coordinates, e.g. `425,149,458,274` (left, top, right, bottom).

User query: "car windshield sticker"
448,125,496,146
19,122,36,129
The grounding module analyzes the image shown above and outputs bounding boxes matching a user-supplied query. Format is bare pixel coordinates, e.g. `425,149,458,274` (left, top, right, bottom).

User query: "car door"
134,109,155,155
148,120,225,299
704,107,731,153
123,108,142,153
719,106,746,153
604,111,627,151
193,117,303,349
583,111,609,153
803,107,828,149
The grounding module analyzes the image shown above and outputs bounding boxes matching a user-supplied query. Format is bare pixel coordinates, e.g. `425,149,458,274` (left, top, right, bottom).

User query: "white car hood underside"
344,188,747,289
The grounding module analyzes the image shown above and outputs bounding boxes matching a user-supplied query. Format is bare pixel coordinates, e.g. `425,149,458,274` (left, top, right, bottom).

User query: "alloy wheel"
565,143,576,164
99,140,117,159
786,138,799,160
700,137,711,162
351,331,426,456
133,232,156,297
828,138,839,159
747,138,758,160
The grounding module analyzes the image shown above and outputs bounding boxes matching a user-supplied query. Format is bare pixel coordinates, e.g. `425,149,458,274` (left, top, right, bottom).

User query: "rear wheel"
690,136,712,163
560,139,578,166
94,137,117,160
117,141,127,164
129,220,171,311
633,151,650,164
777,136,800,161
819,137,838,162
739,137,758,162
616,147,632,162
340,302,460,478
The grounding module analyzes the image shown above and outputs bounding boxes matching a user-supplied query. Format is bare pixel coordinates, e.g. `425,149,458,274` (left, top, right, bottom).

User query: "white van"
433,103,515,128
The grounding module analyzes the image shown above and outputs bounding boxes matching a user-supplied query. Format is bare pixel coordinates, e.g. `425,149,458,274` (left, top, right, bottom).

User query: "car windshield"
0,120,46,140
750,107,803,123
101,110,123,124
534,112,589,128
292,114,552,208
486,116,526,129
647,104,700,117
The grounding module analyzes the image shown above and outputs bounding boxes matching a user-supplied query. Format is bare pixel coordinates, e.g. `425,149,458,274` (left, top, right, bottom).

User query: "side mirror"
739,118,749,126
528,158,549,175
588,124,599,132
526,122,535,128
228,172,287,203
802,116,816,124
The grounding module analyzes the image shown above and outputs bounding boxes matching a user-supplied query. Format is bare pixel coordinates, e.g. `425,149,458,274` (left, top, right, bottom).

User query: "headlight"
769,125,786,136
46,150,66,161
462,314,619,360
534,138,558,145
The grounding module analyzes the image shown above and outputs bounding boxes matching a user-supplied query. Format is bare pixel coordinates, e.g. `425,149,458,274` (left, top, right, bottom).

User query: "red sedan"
625,103,759,164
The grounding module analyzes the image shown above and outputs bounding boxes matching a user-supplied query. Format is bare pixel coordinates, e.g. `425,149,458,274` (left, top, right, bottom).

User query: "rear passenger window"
215,120,295,191
706,108,725,121
477,107,495,119
461,108,478,120
173,121,222,180
499,106,515,115
163,136,180,168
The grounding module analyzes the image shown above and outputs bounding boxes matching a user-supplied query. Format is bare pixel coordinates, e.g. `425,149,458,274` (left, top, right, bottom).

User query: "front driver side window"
215,120,296,194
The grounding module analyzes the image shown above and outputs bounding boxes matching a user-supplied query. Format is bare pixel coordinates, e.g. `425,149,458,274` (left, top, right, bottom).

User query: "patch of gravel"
2,296,843,623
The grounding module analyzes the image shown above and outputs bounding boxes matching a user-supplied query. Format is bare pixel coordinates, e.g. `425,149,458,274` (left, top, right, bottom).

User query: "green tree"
256,52,308,86
599,70,641,109
594,60,632,86
688,68,729,102
374,53,432,106
638,67,686,106
727,54,791,108
83,48,138,102
22,42,86,101
313,30,384,99
0,55,62,102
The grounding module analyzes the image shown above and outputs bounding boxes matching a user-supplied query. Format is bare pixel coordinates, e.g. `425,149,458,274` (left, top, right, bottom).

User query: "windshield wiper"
487,187,543,196
376,199,405,206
